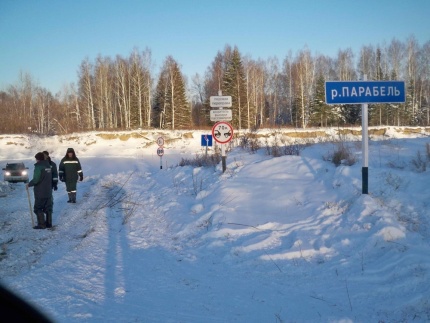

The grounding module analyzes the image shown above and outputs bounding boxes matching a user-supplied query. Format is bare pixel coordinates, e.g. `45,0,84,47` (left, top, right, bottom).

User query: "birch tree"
114,55,131,128
387,38,405,125
266,57,281,126
419,41,430,125
94,55,113,129
293,48,316,128
405,36,419,124
78,58,96,130
336,48,359,124
190,73,206,126
283,51,294,126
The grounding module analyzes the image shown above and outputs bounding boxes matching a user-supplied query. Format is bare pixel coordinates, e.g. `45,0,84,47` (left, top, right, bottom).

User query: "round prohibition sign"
157,147,164,156
212,121,234,144
156,137,164,146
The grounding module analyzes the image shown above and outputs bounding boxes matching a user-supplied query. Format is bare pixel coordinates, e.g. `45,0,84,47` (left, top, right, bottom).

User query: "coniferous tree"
369,47,389,126
203,47,232,127
153,69,168,128
223,47,248,129
310,74,336,127
153,56,189,129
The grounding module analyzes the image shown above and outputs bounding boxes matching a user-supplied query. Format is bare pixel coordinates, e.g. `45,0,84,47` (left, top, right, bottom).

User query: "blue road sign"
201,134,213,147
325,81,405,104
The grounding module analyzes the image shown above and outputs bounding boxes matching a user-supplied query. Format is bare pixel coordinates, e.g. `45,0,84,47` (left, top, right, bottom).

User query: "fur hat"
66,148,75,154
35,152,45,161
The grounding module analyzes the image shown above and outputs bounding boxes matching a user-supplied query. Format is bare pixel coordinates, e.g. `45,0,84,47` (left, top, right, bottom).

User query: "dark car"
2,163,29,183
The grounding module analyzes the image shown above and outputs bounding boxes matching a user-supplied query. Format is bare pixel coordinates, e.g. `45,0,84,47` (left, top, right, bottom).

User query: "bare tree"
406,36,419,123
293,48,316,128
419,41,430,125
78,58,96,130
114,55,131,128
358,45,376,79
336,48,356,81
283,51,294,126
94,55,113,129
190,73,206,126
266,56,281,126
387,38,406,125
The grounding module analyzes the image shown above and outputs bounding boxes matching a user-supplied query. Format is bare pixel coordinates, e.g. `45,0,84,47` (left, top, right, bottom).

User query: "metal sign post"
157,147,164,169
210,91,234,173
325,77,405,194
156,137,164,169
201,134,213,157
212,121,234,173
361,76,369,194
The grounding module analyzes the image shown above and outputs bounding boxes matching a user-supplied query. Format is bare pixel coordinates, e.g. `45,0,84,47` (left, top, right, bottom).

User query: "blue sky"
1,0,429,94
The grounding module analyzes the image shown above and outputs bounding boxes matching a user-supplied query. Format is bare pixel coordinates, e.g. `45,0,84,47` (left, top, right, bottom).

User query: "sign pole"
325,77,405,195
362,75,369,194
210,87,233,174
218,90,225,173
221,144,226,173
156,137,164,170
212,121,233,172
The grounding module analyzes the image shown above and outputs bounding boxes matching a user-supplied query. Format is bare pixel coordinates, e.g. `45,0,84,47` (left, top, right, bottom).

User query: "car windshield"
6,164,24,170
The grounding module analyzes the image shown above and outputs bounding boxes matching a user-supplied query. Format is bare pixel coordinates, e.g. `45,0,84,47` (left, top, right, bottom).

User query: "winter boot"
67,193,72,203
46,212,52,228
33,212,46,229
72,192,76,203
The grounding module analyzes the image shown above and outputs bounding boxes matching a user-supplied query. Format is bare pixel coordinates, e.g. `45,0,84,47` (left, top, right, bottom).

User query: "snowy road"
1,131,430,322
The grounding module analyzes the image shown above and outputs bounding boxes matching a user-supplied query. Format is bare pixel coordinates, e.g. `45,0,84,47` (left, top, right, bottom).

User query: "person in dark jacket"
43,151,58,228
59,148,83,203
26,152,52,229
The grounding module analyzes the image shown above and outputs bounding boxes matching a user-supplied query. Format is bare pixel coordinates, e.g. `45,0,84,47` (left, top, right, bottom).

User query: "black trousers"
33,197,52,214
65,180,77,193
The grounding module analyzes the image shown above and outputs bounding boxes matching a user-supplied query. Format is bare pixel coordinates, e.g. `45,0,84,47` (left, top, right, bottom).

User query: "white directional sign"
212,121,234,144
210,96,232,108
210,109,232,121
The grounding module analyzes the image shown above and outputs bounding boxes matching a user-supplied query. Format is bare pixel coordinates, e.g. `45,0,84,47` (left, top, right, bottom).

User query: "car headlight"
22,170,28,175
5,171,11,176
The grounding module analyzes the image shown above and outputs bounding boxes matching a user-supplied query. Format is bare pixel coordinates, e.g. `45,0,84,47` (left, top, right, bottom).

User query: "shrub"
239,131,260,153
178,152,221,167
426,143,430,161
411,150,426,172
324,142,357,166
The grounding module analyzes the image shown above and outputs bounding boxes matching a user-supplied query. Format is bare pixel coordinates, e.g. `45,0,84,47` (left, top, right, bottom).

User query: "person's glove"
53,183,58,191
59,175,65,182
79,173,83,182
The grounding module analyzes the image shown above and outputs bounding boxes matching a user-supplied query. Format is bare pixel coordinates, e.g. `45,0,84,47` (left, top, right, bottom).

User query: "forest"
0,35,429,134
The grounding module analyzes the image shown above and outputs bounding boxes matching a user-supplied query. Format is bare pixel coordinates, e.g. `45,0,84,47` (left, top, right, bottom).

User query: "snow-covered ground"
1,127,430,322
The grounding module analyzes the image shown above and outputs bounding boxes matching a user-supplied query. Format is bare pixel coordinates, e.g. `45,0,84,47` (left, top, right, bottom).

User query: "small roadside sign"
210,109,232,122
212,121,234,144
201,134,213,147
157,147,164,156
156,137,164,146
210,96,232,108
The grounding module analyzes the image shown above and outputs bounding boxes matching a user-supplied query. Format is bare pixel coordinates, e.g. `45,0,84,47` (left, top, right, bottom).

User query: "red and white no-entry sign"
212,121,233,144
